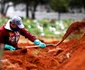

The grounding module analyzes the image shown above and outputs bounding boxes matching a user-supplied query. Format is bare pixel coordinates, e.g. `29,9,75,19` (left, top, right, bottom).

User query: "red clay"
2,36,85,70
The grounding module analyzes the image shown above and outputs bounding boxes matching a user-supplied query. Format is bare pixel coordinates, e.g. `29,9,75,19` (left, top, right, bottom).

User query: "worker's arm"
20,28,37,42
20,28,46,48
20,28,55,48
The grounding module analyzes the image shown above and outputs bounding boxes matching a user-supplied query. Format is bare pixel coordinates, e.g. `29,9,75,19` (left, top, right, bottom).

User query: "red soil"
2,36,85,70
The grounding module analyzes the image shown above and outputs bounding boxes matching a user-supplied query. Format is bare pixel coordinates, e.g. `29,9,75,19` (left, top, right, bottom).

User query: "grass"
0,18,77,39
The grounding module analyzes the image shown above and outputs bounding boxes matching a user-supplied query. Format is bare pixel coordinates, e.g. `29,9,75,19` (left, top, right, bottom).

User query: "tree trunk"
1,0,5,16
32,6,35,19
26,3,29,18
82,0,85,13
58,12,61,20
32,3,37,19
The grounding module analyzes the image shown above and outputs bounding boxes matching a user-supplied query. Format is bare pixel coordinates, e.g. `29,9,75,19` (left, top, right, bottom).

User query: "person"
0,16,53,51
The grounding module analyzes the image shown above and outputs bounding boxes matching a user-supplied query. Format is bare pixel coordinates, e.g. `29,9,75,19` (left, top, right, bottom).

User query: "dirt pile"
2,36,85,70
56,36,85,70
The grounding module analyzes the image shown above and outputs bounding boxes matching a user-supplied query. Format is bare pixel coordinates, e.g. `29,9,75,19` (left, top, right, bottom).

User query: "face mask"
11,27,20,31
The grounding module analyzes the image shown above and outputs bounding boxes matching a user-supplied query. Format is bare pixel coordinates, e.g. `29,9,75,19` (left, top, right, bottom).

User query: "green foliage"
0,18,8,26
3,0,85,19
69,0,83,8
50,0,69,12
0,18,75,39
39,0,49,4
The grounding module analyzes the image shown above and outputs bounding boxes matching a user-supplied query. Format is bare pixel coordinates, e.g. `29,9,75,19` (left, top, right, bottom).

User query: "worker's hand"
10,46,16,50
34,39,46,48
39,43,46,48
5,44,16,51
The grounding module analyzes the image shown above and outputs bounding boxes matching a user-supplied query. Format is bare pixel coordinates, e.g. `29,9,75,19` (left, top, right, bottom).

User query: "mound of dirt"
2,36,85,70
56,36,85,70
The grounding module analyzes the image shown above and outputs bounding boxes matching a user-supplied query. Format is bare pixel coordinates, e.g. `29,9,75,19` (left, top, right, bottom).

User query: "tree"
50,0,68,12
3,0,21,16
82,0,85,13
67,0,85,13
49,0,69,20
3,0,48,19
3,0,31,18
0,0,5,15
29,0,39,19
68,0,83,8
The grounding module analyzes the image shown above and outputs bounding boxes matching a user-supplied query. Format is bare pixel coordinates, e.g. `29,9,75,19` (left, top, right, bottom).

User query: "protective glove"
34,39,46,48
5,44,16,50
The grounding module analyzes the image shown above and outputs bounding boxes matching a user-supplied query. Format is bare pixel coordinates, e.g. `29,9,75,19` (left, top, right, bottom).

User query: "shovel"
23,44,56,49
13,44,56,54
